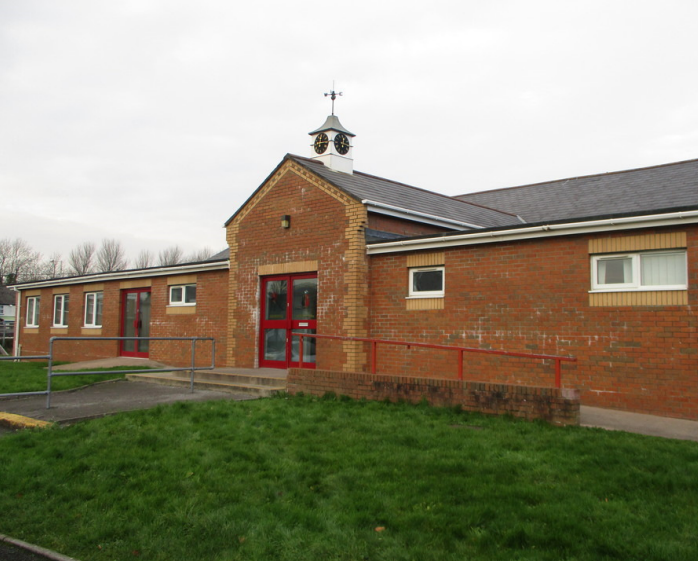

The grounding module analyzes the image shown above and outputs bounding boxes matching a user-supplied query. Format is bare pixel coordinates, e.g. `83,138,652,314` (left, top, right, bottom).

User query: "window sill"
81,327,102,335
50,327,69,334
589,287,687,293
405,295,444,300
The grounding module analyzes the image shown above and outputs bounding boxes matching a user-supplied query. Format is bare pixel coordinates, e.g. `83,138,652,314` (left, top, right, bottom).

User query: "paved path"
0,379,254,427
581,405,698,442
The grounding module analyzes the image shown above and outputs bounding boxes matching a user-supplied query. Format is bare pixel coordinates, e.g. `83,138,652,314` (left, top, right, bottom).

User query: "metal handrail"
0,336,216,407
292,333,576,388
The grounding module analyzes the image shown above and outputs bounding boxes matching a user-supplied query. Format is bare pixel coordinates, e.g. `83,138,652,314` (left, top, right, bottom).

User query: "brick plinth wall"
288,368,580,426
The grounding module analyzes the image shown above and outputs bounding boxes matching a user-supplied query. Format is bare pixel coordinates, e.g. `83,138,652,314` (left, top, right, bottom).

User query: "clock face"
313,133,329,154
334,133,350,155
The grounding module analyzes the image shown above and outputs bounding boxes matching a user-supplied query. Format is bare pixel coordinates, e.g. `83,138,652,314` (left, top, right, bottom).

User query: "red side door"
120,288,151,358
259,274,317,369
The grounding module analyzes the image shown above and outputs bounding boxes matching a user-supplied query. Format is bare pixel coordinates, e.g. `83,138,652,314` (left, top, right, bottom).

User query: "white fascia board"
366,211,698,255
363,199,484,230
10,261,230,291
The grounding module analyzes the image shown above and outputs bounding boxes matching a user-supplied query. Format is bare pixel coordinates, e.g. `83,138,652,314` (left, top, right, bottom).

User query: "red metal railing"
293,333,576,388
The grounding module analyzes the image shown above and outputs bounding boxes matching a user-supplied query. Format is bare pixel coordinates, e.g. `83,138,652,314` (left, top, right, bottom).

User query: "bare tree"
185,247,214,263
158,246,184,267
96,239,128,272
0,238,41,284
41,252,66,279
134,249,154,269
68,242,96,276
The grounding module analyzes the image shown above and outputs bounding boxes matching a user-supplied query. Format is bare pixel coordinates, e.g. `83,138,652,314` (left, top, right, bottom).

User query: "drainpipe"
12,288,20,356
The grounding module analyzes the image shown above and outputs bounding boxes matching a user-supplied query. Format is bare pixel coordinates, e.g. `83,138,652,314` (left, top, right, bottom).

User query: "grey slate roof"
207,248,229,261
456,158,698,223
291,156,522,229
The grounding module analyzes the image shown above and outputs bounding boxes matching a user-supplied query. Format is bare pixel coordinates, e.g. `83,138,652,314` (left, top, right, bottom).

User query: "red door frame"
259,273,317,369
120,288,151,358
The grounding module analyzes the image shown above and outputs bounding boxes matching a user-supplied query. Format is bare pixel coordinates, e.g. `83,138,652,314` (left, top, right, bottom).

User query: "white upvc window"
169,284,196,306
408,266,445,298
84,292,103,328
26,296,40,327
591,250,687,292
53,294,69,327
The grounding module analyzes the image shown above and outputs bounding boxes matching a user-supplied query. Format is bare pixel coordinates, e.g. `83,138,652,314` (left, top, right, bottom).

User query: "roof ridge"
457,157,698,198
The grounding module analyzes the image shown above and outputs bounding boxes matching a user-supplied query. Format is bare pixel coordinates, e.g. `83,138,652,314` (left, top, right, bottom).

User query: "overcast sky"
2,0,698,263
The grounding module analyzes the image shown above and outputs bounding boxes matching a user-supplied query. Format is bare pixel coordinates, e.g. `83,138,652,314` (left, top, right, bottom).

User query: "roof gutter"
366,210,698,255
362,199,485,230
10,260,230,291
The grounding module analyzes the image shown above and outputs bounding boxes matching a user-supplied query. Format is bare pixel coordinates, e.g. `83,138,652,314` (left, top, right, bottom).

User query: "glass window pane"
27,298,35,325
597,258,632,284
54,297,62,325
95,293,103,327
63,296,69,323
184,285,197,304
170,287,183,303
265,280,287,320
641,252,686,286
413,270,443,292
292,278,317,320
85,294,94,325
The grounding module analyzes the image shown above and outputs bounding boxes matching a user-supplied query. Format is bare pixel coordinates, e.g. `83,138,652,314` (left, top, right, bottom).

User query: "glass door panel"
122,293,138,354
138,291,151,353
291,328,316,364
292,278,317,320
265,280,287,320
264,329,287,362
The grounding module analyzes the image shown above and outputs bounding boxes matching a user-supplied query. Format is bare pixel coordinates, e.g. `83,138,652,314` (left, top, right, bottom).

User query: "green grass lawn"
0,393,697,561
0,360,133,394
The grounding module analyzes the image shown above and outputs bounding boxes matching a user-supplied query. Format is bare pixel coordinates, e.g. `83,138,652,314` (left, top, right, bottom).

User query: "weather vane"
324,83,342,115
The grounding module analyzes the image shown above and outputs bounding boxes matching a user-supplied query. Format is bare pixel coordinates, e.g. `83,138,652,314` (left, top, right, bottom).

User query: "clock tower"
309,89,355,174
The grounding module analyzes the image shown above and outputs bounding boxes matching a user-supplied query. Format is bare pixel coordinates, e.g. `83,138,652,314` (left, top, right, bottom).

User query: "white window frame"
26,296,40,327
53,294,69,327
408,266,445,298
169,284,197,306
84,292,103,328
591,250,687,292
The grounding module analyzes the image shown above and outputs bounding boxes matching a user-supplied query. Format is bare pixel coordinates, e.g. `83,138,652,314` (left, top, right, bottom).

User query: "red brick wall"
15,269,228,368
367,226,698,420
287,368,580,426
227,163,369,370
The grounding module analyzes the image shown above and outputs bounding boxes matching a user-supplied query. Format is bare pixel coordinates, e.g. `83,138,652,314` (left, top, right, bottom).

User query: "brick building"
10,112,698,420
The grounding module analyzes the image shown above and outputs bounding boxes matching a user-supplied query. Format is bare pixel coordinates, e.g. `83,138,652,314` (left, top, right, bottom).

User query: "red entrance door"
259,274,317,369
120,288,151,358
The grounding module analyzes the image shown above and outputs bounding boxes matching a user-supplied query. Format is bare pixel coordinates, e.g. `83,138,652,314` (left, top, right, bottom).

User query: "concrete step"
127,368,287,397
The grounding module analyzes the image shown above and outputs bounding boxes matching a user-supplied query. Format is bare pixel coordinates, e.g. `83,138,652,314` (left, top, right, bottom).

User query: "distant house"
9,112,698,421
0,286,16,325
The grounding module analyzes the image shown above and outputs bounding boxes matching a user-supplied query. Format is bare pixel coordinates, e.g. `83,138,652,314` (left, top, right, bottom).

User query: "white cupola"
308,90,355,174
